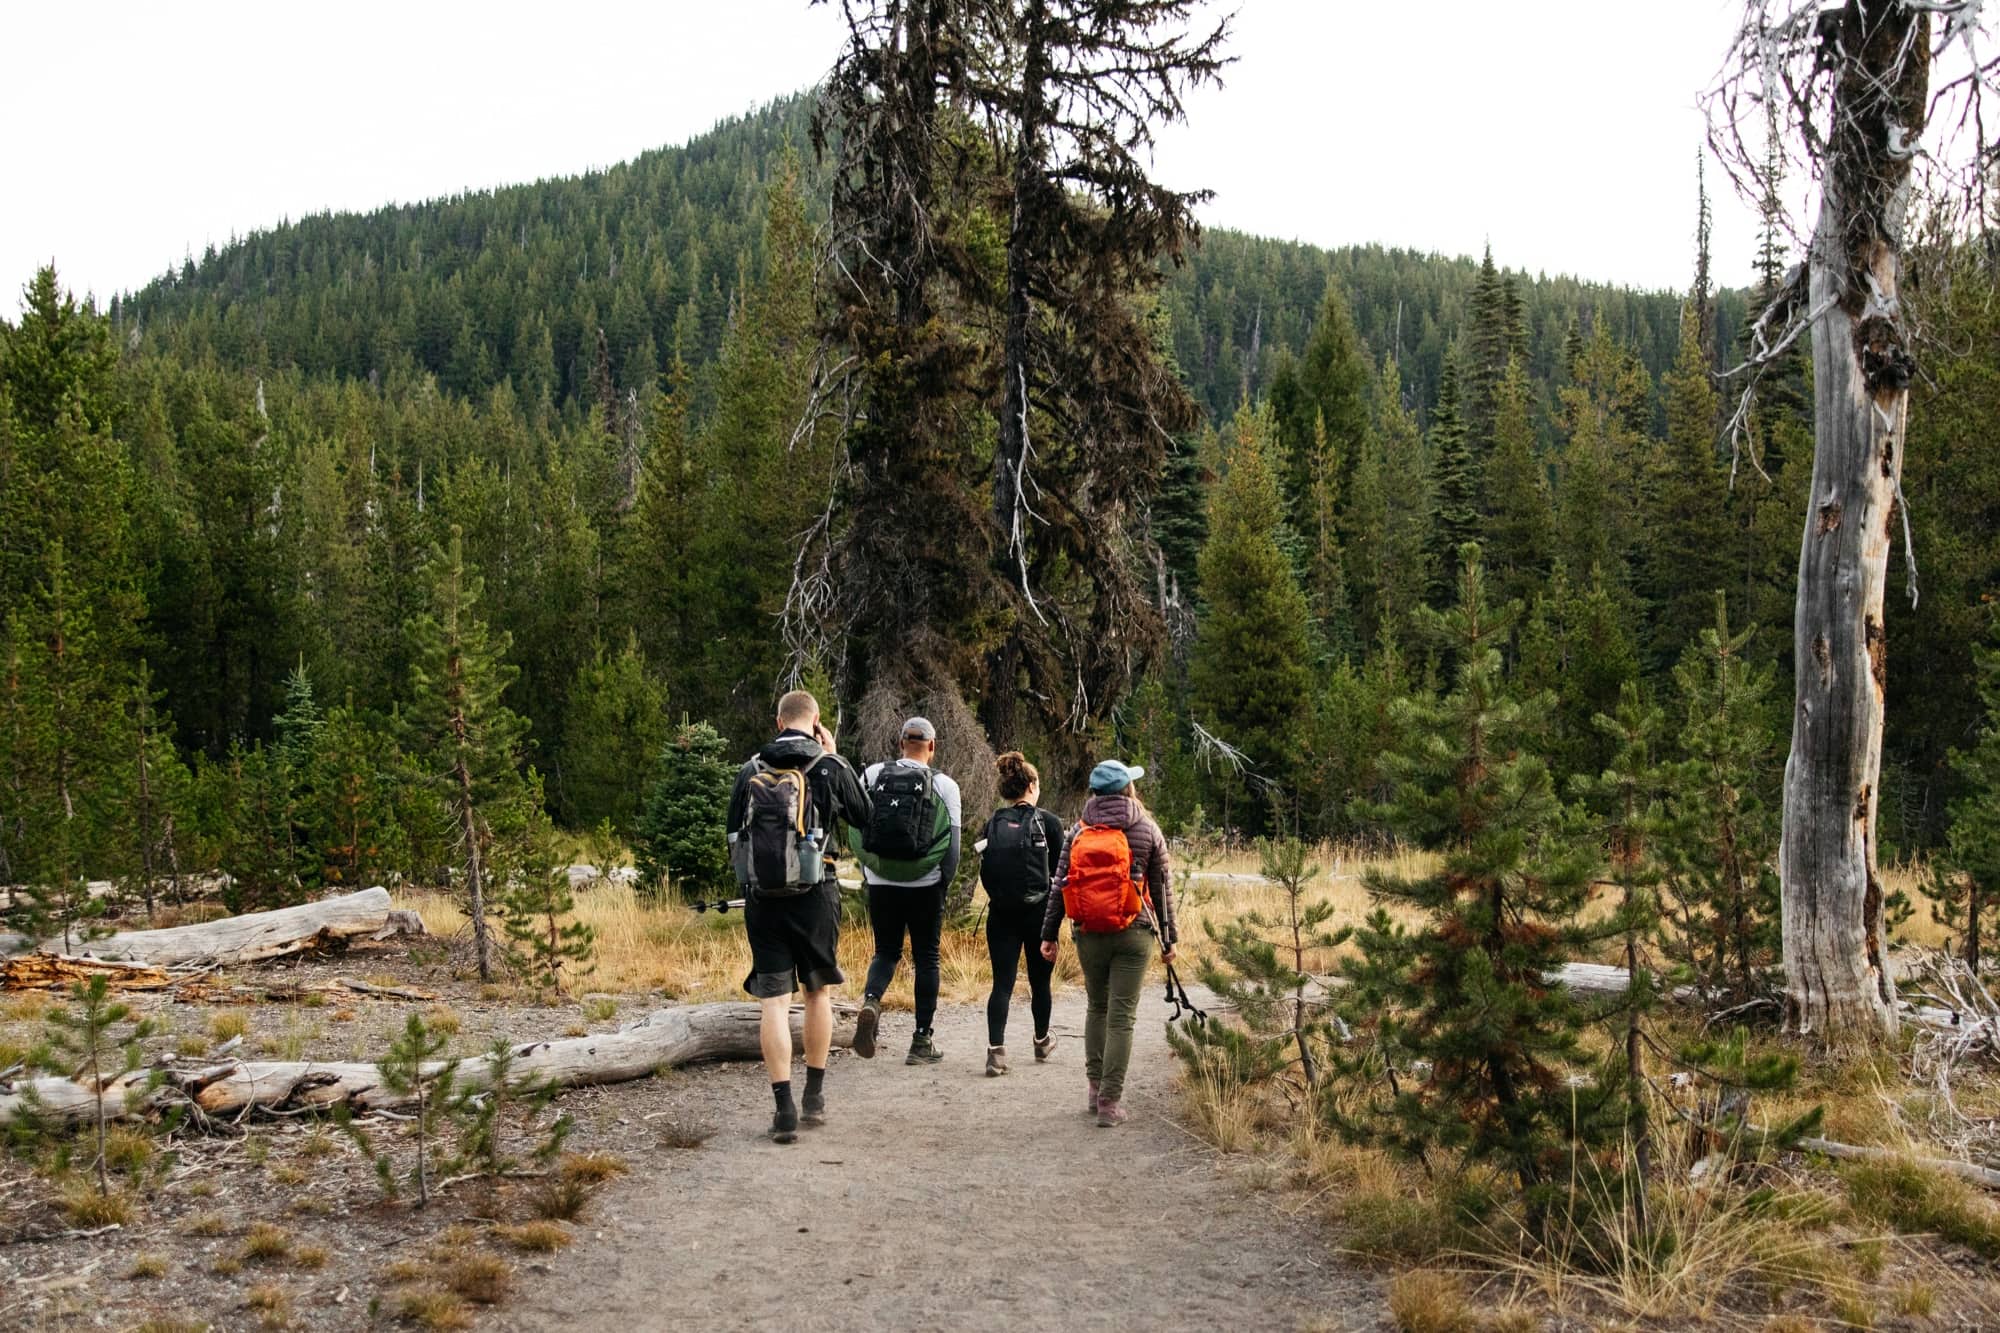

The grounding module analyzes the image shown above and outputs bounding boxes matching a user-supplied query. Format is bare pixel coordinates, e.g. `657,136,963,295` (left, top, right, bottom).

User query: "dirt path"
494,989,1385,1333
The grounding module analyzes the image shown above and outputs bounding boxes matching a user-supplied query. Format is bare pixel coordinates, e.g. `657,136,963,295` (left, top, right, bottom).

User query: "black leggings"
986,901,1055,1047
864,883,946,1031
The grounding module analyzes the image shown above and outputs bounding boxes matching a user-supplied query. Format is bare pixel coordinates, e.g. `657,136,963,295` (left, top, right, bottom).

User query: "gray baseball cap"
901,716,936,742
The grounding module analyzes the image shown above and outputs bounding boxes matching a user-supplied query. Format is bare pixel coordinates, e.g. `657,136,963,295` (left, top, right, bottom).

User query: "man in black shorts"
726,690,871,1143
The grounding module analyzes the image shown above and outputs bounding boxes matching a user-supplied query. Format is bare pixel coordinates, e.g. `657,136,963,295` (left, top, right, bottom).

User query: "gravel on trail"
492,988,1385,1333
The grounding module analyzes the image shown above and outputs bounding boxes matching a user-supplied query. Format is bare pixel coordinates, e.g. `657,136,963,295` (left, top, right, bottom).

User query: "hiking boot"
985,1045,1009,1077
800,1091,826,1127
906,1030,943,1065
769,1106,799,1144
1033,1032,1056,1062
853,998,881,1059
1095,1098,1128,1127
1086,1078,1100,1116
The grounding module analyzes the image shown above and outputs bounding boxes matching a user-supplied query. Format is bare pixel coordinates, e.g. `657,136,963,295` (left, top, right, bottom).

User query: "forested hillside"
2,87,1994,933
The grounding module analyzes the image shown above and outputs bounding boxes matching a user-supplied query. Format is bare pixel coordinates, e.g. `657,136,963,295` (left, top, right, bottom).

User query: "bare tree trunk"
455,755,492,981
1781,0,1926,1046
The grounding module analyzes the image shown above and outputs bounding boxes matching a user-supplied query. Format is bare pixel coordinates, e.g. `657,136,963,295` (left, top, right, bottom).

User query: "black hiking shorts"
742,880,845,998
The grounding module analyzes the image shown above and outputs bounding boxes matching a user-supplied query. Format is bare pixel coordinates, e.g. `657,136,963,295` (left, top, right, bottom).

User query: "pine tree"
1640,305,1732,670
1172,833,1348,1093
404,526,533,981
220,741,303,913
1554,322,1652,587
1570,682,1667,1228
273,661,325,777
1424,361,1478,607
304,700,411,889
1189,405,1313,818
1304,409,1354,655
8,545,123,948
1518,563,1639,788
1481,358,1555,610
1934,614,2000,974
633,721,735,899
498,779,591,997
1465,245,1526,446
555,633,668,836
1269,280,1371,537
1659,595,1781,1005
112,664,192,920
39,976,159,1197
1332,545,1612,1219
1345,359,1431,653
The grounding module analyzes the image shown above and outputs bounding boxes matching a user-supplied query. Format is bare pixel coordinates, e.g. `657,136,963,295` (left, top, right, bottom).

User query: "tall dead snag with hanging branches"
967,0,1227,751
1706,1,1998,1044
802,0,995,706
799,0,1226,770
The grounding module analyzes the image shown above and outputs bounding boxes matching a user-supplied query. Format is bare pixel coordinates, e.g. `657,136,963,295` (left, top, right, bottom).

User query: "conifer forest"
8,2,2000,1330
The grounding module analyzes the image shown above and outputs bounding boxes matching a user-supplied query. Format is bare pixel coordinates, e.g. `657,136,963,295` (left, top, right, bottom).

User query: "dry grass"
559,1151,627,1184
492,1220,572,1252
442,1252,513,1304
2,990,53,1022
59,1185,133,1228
208,1010,251,1042
394,1286,472,1331
1386,1268,1474,1333
187,1210,230,1237
528,1173,595,1221
245,1282,291,1328
125,1252,168,1279
241,1222,292,1262
294,1243,329,1271
1175,1056,1265,1155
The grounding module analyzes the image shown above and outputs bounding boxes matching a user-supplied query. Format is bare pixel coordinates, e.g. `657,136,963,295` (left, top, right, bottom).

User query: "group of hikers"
724,690,1175,1144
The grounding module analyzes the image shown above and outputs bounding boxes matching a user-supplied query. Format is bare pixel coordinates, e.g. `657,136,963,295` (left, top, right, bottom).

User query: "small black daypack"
861,761,937,861
731,759,826,897
979,805,1051,908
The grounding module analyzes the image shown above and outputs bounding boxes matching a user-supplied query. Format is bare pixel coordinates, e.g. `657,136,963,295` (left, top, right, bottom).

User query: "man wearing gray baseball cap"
846,716,962,1063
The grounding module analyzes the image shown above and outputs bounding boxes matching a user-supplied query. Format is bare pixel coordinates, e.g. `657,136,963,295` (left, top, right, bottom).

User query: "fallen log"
2,954,175,991
52,887,392,967
1794,1135,2000,1190
1550,963,1973,1036
1,1000,855,1125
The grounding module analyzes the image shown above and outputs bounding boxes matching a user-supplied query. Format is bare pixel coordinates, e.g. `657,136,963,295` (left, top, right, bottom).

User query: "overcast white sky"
1,0,1771,316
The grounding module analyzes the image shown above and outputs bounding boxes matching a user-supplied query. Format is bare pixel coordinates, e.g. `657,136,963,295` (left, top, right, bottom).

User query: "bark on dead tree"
0,1000,855,1125
1779,1,1930,1044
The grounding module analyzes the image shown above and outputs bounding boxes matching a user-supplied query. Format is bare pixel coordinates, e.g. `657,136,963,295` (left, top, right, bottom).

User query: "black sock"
772,1080,795,1113
804,1066,825,1097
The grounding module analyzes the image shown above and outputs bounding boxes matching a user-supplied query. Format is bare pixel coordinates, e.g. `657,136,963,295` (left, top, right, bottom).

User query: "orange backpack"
1062,823,1148,932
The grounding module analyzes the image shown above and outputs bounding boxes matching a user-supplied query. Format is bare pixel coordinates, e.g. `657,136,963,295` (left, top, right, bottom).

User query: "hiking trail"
494,989,1385,1332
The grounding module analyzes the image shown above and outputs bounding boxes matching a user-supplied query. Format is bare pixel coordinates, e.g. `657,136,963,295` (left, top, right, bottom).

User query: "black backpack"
730,760,826,897
861,761,938,861
980,806,1051,908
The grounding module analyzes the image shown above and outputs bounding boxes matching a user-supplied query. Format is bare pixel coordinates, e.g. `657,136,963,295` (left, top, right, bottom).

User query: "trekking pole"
690,897,748,914
1140,899,1206,1027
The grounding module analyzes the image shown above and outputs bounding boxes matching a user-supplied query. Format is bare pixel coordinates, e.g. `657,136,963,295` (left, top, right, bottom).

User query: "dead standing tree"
1707,1,1999,1043
968,0,1227,751
794,0,1226,772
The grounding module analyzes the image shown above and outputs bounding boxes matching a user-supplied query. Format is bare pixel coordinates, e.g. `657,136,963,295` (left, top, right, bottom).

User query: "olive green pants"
1075,923,1152,1103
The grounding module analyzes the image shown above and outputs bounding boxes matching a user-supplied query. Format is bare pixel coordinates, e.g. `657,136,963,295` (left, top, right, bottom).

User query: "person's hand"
1039,941,1058,963
812,720,836,754
1161,946,1176,965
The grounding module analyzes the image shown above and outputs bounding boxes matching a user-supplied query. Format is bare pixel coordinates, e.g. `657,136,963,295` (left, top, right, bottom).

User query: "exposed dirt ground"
491,991,1386,1333
3,935,1385,1332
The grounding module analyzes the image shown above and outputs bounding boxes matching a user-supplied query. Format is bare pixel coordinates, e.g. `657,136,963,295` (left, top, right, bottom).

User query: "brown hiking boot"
1095,1098,1128,1127
852,998,880,1059
986,1046,1009,1077
1033,1032,1055,1062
